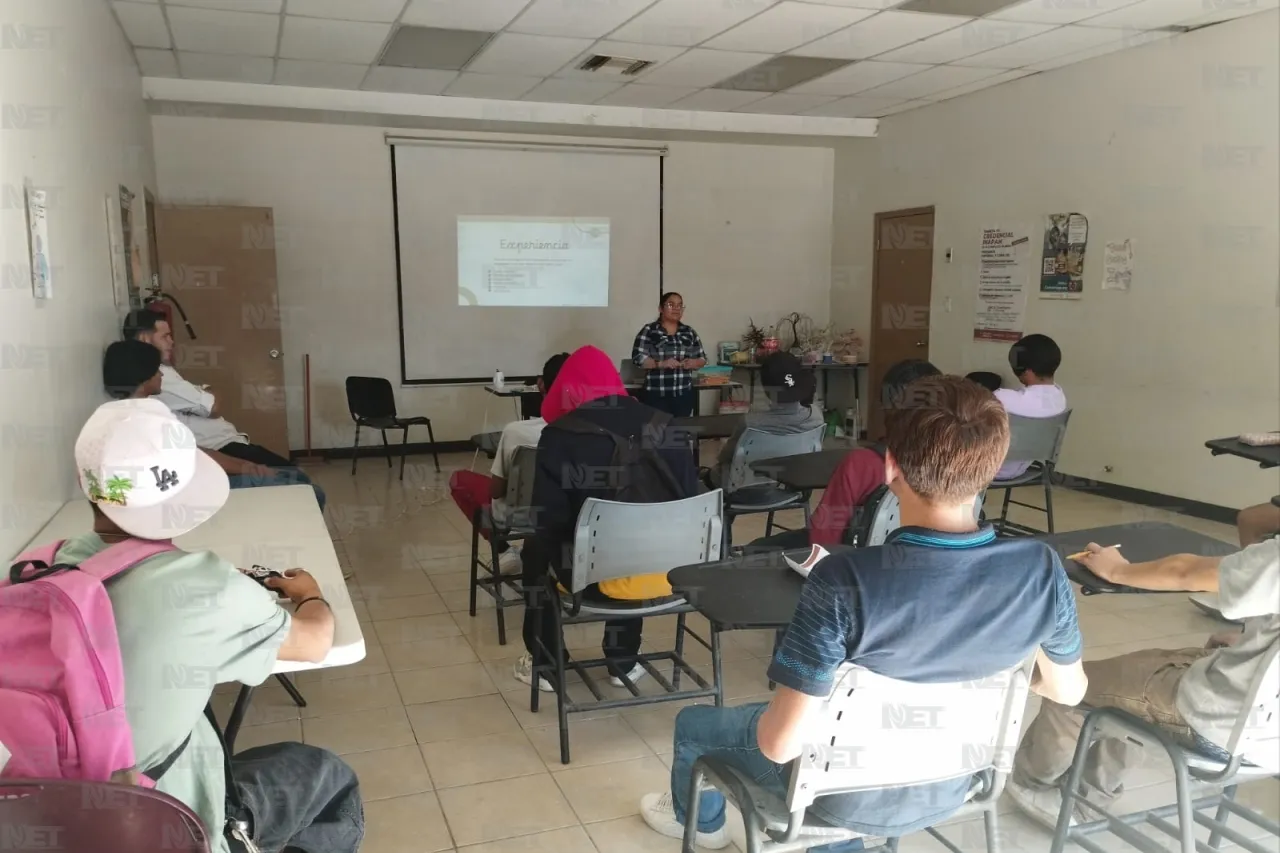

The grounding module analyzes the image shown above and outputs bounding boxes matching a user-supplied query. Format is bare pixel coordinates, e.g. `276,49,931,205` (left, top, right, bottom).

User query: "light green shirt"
55,534,291,853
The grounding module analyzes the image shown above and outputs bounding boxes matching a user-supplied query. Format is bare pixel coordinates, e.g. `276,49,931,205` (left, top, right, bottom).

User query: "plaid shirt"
631,320,706,395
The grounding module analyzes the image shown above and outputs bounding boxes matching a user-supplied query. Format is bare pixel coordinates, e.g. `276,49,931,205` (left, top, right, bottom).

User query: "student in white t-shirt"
449,353,569,570
993,334,1067,480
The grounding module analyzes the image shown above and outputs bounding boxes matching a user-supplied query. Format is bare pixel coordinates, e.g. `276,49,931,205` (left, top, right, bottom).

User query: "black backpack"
550,409,686,504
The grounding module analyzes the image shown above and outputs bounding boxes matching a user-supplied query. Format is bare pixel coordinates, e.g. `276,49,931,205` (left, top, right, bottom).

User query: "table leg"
223,685,256,754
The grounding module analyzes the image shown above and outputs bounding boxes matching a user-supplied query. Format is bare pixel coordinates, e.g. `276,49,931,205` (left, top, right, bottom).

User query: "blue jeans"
229,742,363,853
227,467,326,511
672,704,864,853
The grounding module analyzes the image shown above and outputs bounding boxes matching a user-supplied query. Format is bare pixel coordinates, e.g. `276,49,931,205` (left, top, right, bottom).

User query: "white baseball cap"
75,398,229,540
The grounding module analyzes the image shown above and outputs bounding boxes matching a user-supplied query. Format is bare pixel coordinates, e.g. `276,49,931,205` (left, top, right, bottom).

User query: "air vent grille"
577,55,655,76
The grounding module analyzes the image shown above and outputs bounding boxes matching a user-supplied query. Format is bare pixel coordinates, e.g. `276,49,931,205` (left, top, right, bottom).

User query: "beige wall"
149,117,837,450
832,12,1280,509
0,0,157,558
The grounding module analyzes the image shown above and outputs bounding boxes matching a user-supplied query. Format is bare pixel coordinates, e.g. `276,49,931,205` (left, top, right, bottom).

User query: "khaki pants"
1015,647,1212,803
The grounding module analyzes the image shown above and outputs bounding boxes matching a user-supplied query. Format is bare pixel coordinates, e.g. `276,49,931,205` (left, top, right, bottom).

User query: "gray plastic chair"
990,410,1072,536
850,486,985,547
687,658,1034,853
468,445,538,645
721,425,826,550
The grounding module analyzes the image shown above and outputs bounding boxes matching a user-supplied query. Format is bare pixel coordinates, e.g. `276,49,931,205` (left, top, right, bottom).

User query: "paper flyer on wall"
973,227,1030,343
1102,239,1134,291
1039,213,1088,299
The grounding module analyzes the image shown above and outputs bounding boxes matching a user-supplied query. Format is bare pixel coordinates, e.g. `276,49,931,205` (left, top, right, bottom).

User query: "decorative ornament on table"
832,328,863,364
776,312,816,356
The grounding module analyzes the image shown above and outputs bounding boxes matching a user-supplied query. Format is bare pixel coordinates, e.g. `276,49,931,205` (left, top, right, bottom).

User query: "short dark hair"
121,307,166,341
880,359,942,410
660,291,682,306
1010,334,1061,378
103,339,161,399
541,352,569,389
884,375,1009,504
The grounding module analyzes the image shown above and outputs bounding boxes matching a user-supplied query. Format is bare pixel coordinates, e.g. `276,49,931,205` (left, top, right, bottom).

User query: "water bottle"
493,369,504,390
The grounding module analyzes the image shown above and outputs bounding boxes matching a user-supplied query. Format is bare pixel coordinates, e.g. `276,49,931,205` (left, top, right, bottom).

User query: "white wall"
832,13,1280,509
0,0,156,558
149,117,834,449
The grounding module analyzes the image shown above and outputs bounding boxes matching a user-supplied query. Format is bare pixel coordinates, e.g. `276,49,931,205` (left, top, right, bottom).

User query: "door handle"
269,349,281,359
914,341,927,348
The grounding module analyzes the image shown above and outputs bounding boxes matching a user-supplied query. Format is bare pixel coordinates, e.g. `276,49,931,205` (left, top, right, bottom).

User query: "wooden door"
154,206,290,457
868,207,935,439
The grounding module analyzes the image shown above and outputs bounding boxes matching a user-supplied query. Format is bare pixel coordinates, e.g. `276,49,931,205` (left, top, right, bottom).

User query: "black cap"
759,352,811,404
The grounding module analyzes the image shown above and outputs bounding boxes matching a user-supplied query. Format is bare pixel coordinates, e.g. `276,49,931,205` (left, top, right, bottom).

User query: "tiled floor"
220,450,1277,852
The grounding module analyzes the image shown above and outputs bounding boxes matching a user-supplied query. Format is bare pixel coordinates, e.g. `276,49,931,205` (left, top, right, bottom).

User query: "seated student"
1238,499,1280,547
103,339,164,399
122,308,326,511
1010,534,1280,827
514,345,699,692
639,375,1087,850
993,333,1067,480
750,359,941,550
45,398,362,852
449,352,568,571
709,351,824,489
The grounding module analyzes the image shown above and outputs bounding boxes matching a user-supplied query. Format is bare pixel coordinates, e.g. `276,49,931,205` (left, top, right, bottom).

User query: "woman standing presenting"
631,291,706,417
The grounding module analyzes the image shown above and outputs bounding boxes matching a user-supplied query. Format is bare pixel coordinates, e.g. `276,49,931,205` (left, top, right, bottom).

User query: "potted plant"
741,319,766,361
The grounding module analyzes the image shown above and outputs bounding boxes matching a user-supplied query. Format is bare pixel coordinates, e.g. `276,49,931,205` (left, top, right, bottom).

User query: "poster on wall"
25,184,52,299
1102,239,1134,291
1039,212,1088,299
973,227,1031,342
105,196,128,307
118,186,140,306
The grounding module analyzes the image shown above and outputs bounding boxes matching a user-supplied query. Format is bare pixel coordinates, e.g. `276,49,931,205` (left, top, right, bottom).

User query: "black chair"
345,376,439,480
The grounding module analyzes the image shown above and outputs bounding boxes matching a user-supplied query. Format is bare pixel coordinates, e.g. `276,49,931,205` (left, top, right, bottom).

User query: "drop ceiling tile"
877,98,929,115
787,59,929,94
554,40,687,78
705,2,876,53
401,0,532,32
803,94,905,116
112,2,171,49
989,0,1141,24
274,59,369,88
667,88,769,111
135,48,180,77
522,77,624,104
287,0,408,22
732,92,838,113
280,17,393,63
861,63,1001,99
792,11,971,60
380,26,493,70
927,67,1032,100
363,66,458,94
466,32,595,75
954,24,1124,68
443,71,542,99
1024,29,1170,71
876,18,1055,64
594,83,697,107
167,6,280,56
1176,0,1278,27
716,55,853,91
799,0,908,6
636,48,772,87
610,0,779,47
178,51,275,82
166,0,282,12
509,0,658,39
1076,0,1213,28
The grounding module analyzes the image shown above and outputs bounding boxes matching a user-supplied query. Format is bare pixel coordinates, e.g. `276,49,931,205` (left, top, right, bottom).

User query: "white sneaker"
609,662,648,688
512,653,554,693
639,792,730,850
1006,776,1079,831
497,547,522,573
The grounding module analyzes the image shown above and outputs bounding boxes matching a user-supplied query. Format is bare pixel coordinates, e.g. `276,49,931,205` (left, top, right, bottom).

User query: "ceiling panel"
594,83,698,107
112,2,172,49
167,6,281,55
638,48,773,87
166,0,281,12
287,0,408,22
732,92,838,113
989,0,1141,25
466,32,594,75
609,0,779,47
876,18,1054,64
667,88,769,111
803,94,906,116
787,59,928,94
400,0,532,32
861,63,1001,99
705,2,877,53
509,0,658,39
1024,30,1171,71
443,71,542,98
274,59,370,89
136,48,181,77
177,51,275,82
363,66,458,94
1081,0,1223,28
280,17,394,64
954,24,1125,68
928,67,1031,100
792,10,972,59
522,77,625,104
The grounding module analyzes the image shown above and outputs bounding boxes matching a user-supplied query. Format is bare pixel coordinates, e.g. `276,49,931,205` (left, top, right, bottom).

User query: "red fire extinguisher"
143,290,197,340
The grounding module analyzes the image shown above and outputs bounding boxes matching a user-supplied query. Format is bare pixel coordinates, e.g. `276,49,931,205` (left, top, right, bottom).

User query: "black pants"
227,742,363,853
218,441,293,468
219,441,326,511
644,387,697,418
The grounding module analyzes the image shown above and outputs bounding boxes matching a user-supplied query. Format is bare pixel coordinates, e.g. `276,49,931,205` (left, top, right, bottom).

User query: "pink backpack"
0,538,180,785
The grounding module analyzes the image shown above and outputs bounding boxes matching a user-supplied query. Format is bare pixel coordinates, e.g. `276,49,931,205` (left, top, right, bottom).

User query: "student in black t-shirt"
639,375,1088,850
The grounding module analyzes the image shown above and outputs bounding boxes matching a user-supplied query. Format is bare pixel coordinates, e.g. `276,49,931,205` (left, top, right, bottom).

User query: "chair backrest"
0,778,210,852
502,445,539,530
618,359,644,384
345,376,397,420
1003,410,1072,466
853,487,985,547
569,491,723,593
787,658,1034,813
725,425,827,494
1223,639,1280,769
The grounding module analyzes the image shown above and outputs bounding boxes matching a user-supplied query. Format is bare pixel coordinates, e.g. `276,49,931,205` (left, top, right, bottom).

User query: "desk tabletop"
21,486,365,674
671,413,745,440
1205,437,1280,469
485,384,538,398
749,446,860,491
669,521,1235,630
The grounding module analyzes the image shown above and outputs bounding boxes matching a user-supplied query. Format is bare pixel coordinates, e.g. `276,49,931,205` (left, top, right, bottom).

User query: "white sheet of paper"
784,544,830,578
1102,239,1134,291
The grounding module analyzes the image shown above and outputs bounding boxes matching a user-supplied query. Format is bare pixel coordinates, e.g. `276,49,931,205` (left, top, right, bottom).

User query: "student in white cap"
60,398,363,853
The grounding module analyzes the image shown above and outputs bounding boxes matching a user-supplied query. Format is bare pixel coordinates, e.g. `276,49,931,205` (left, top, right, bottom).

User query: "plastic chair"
468,445,538,645
721,425,826,550
0,778,210,852
530,491,724,764
687,658,1034,853
345,376,439,480
848,485,984,547
1050,641,1280,853
989,410,1072,536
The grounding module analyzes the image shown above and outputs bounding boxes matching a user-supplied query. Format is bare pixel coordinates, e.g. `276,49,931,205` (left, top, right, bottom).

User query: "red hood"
540,345,628,422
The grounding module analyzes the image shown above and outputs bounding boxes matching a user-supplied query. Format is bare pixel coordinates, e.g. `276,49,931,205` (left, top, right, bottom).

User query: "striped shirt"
631,321,706,395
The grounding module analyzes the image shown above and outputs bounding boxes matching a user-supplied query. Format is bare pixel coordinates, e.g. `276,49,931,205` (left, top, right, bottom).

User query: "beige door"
154,206,290,457
868,207,934,440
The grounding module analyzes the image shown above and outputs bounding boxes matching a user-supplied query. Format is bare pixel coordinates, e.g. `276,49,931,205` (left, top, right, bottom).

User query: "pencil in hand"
1067,544,1121,562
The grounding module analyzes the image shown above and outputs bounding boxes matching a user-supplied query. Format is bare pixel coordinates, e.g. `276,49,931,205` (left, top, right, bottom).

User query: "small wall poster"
1102,239,1134,291
973,228,1031,342
1039,213,1088,299
25,185,52,299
